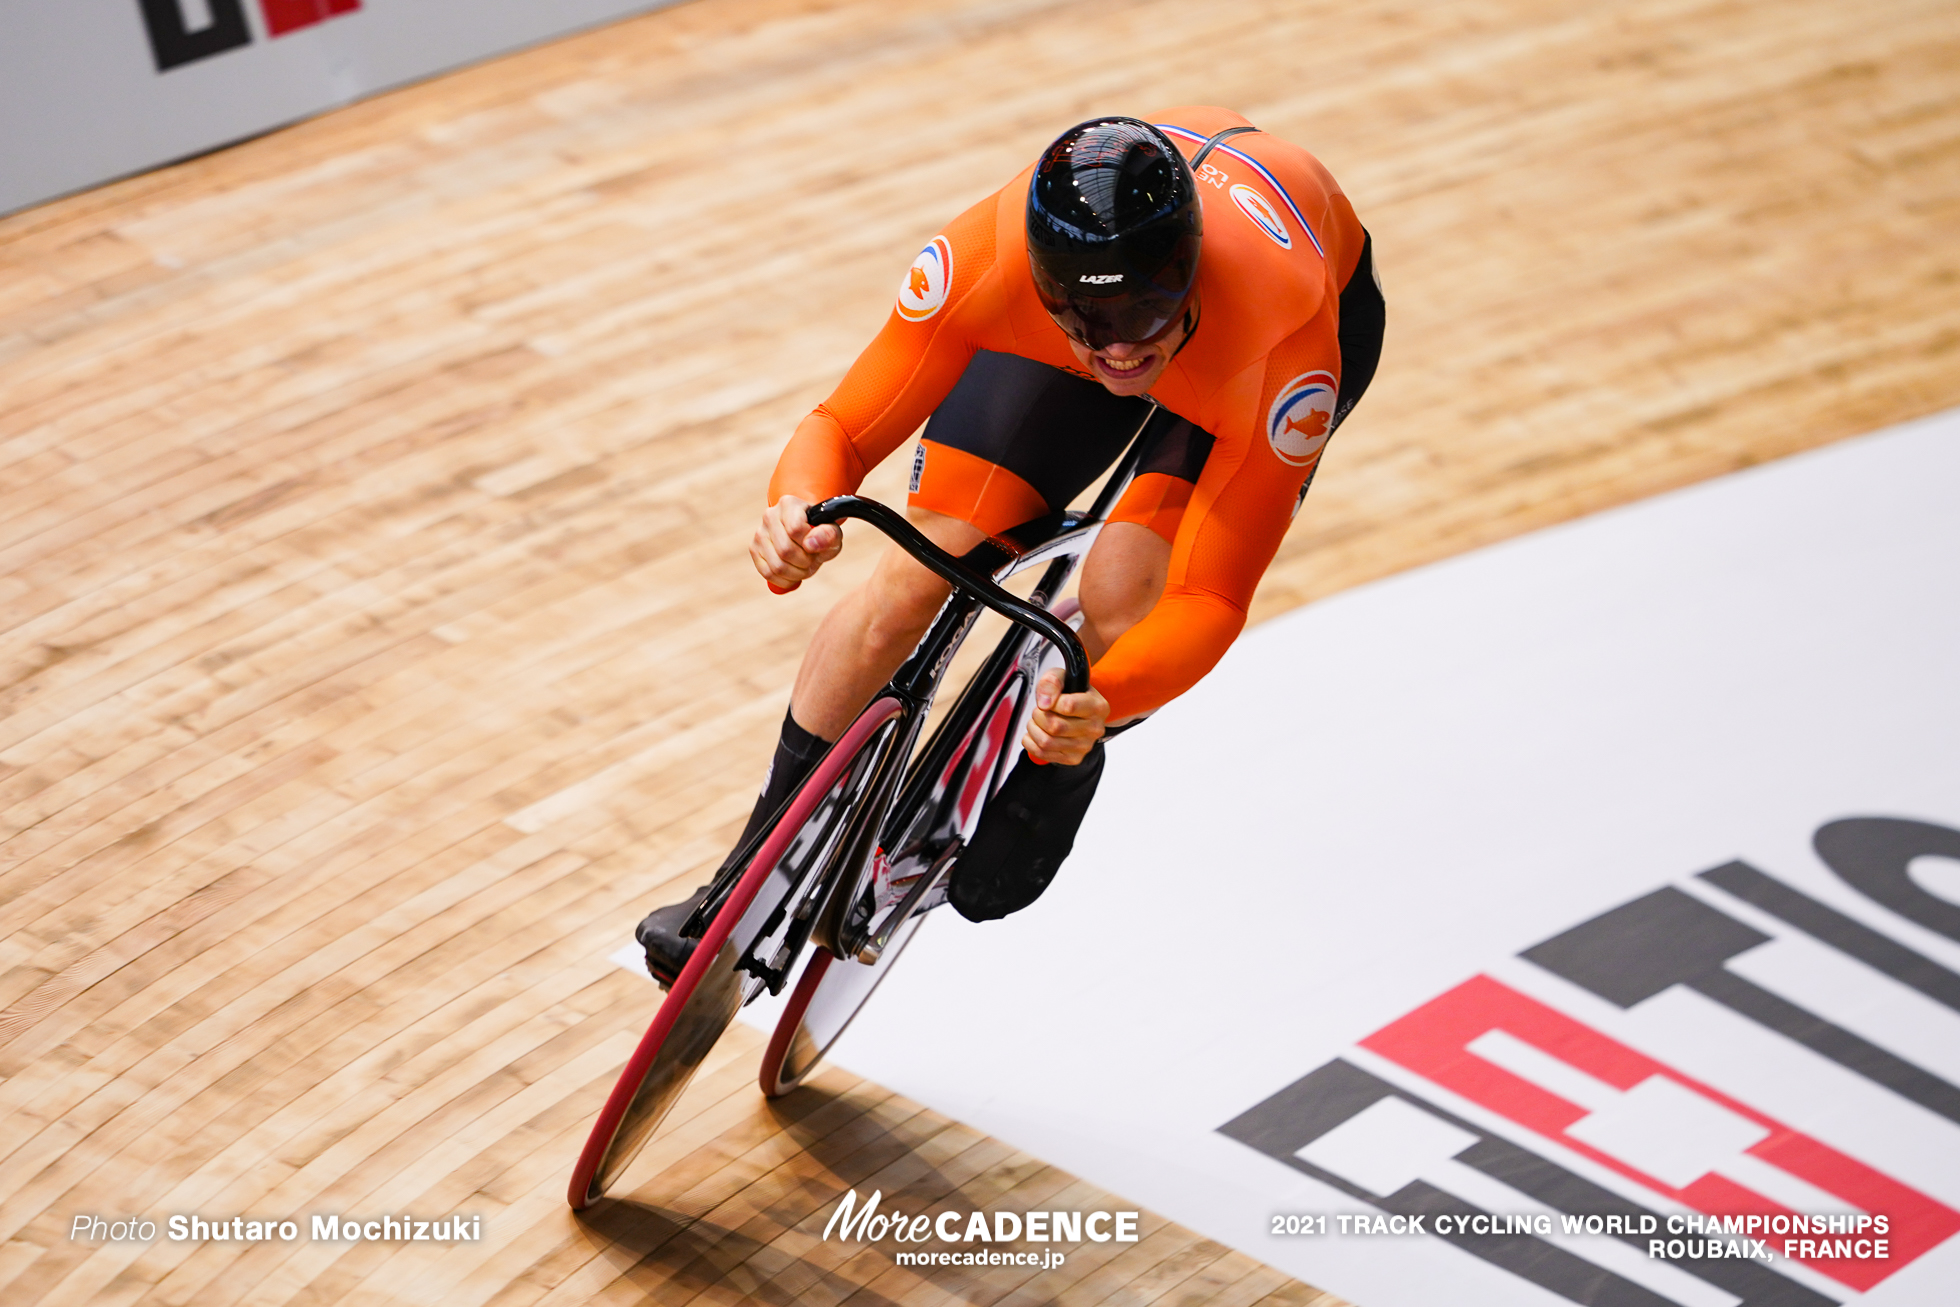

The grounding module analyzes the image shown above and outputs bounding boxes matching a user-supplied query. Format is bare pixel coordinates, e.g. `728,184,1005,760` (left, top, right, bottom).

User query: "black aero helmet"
1026,117,1202,351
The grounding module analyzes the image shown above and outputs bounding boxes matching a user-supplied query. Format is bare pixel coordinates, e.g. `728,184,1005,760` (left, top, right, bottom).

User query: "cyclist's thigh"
1104,409,1214,544
1077,521,1172,662
910,350,1151,535
861,506,988,616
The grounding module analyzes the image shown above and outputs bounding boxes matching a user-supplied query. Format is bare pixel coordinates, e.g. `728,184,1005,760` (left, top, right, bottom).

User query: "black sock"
718,709,832,874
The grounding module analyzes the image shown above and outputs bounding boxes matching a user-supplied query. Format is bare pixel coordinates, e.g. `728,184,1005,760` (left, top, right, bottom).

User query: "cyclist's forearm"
1091,588,1245,722
769,408,868,505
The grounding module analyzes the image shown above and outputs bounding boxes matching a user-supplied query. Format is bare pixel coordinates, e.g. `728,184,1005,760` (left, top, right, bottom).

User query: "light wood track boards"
2,0,1956,1303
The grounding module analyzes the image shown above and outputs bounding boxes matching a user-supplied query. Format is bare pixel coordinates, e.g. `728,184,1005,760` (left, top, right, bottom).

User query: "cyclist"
639,108,1383,984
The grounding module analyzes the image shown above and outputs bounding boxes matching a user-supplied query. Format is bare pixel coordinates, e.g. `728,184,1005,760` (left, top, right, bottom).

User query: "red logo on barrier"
260,0,361,38
1362,975,1960,1290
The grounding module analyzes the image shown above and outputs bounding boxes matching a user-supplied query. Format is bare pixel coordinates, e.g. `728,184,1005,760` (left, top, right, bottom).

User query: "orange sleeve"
769,192,1005,506
1091,325,1341,721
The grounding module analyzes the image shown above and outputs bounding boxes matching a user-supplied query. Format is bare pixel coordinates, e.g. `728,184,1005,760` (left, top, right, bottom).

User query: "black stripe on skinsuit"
1333,231,1383,430
921,350,1149,510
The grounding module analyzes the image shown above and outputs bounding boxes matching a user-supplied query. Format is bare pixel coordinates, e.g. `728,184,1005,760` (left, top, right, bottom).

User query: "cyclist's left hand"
1025,667,1106,766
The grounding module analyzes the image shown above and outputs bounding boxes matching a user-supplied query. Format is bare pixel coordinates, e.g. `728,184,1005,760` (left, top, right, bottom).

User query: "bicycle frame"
683,404,1161,999
570,404,1172,1207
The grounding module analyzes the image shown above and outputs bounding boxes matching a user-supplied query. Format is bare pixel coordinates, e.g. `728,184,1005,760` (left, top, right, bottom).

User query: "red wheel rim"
759,946,834,1097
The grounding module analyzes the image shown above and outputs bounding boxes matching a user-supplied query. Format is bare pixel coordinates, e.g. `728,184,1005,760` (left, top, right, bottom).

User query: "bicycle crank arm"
857,838,963,965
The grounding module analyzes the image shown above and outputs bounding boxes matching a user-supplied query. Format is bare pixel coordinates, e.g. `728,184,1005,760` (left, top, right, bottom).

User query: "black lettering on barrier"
1699,860,1960,1014
1522,887,1768,1005
138,0,253,72
1218,1061,1831,1307
1814,817,1960,946
1525,888,1960,1126
1456,1134,1832,1307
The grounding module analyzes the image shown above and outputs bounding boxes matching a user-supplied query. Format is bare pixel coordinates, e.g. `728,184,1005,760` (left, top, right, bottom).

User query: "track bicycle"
567,414,1162,1209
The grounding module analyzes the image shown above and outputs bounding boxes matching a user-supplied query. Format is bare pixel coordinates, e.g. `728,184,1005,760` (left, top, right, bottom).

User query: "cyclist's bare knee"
1078,521,1170,660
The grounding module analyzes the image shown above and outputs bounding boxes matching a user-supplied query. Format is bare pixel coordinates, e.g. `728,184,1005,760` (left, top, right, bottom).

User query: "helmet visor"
1029,228,1200,350
1038,287,1190,351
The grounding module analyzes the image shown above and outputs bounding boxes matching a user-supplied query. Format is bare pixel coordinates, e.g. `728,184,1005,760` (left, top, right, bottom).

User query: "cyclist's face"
1067,319,1187,397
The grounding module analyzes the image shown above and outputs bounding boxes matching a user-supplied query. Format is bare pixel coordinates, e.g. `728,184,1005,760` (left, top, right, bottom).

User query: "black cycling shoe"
949,742,1105,922
636,885,712,988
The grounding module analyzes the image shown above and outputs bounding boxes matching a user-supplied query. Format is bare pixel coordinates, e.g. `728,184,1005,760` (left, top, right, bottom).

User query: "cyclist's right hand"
752,495,842,592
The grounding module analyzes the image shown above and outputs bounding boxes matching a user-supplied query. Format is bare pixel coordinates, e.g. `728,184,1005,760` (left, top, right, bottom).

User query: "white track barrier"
0,1,677,216
743,408,1960,1306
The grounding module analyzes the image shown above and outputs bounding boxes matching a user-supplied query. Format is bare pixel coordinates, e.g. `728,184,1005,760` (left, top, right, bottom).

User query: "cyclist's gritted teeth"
1066,319,1185,393
1086,347,1161,389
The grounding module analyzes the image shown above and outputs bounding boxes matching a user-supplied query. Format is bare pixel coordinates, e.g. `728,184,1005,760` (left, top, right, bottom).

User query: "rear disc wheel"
758,907,930,1098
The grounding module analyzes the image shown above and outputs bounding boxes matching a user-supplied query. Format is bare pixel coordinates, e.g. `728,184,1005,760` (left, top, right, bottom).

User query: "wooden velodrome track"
3,0,1957,1302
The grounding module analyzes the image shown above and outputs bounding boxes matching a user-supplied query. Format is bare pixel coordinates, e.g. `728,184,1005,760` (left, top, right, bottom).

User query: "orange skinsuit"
770,107,1368,723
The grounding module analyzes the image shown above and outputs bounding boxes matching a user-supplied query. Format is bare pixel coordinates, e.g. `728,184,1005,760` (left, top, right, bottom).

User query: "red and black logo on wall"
138,0,362,72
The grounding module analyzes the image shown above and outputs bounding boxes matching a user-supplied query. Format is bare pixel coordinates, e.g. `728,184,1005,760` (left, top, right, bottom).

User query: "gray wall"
1,0,683,216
